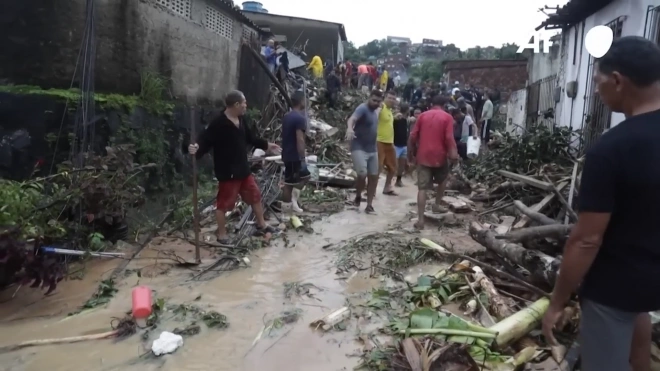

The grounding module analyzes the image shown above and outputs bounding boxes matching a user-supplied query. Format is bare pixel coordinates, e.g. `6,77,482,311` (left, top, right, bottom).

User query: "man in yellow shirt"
376,90,398,195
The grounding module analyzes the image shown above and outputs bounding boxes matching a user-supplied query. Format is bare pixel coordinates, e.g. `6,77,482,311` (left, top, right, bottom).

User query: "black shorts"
284,161,311,185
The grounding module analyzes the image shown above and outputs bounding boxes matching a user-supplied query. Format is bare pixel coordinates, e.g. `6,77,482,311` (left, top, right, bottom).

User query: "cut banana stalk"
310,306,350,331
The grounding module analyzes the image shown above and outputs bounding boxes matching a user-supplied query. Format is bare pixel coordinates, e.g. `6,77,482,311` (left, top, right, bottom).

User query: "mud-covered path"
0,182,483,371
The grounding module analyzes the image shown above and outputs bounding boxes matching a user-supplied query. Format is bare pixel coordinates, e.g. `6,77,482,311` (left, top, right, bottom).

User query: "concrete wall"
0,0,248,104
557,0,659,130
506,88,528,134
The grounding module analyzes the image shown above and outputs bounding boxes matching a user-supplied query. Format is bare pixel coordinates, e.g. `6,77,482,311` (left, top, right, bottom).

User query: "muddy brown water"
0,183,483,371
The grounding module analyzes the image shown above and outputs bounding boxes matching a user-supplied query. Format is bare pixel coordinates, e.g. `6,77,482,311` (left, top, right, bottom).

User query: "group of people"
188,36,660,371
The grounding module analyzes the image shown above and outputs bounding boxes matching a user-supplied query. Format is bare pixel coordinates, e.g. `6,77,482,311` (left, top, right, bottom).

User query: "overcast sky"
254,0,569,48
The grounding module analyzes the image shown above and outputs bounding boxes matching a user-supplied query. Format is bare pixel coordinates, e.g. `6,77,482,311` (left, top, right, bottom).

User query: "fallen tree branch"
513,200,557,226
418,239,551,298
543,174,578,222
472,266,515,320
469,222,560,287
495,224,573,243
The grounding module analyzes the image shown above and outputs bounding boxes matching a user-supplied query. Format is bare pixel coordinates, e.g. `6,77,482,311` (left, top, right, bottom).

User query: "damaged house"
537,0,660,149
242,7,347,64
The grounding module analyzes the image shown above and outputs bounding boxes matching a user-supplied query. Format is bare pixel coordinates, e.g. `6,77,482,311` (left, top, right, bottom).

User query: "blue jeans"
395,146,407,158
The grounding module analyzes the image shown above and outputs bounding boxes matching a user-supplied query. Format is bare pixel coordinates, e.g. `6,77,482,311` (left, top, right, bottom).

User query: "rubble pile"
254,74,363,164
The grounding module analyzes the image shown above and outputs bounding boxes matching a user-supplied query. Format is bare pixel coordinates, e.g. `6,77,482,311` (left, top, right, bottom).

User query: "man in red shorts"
188,90,281,244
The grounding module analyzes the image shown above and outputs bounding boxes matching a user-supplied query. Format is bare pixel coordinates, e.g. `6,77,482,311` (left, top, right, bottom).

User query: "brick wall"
444,59,528,100
0,0,247,104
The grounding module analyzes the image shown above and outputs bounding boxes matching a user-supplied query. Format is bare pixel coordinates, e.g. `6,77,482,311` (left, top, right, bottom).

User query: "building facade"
538,0,660,148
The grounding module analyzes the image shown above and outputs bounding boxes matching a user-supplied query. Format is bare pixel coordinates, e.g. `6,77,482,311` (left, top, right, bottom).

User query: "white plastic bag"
151,331,183,356
467,137,481,158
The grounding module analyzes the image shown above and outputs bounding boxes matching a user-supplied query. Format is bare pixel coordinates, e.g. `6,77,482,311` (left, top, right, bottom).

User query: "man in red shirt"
408,95,459,229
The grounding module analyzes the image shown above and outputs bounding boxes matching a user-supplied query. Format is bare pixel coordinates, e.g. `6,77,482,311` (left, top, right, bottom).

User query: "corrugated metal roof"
243,10,347,41
536,0,615,30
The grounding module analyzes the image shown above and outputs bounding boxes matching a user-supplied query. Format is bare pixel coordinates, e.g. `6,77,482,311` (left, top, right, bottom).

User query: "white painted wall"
506,89,528,135
529,44,561,83
558,0,660,130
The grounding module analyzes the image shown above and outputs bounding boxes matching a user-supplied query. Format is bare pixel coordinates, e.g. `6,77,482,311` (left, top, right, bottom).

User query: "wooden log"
513,200,557,226
489,181,525,195
497,170,553,191
512,182,567,228
495,224,573,243
469,222,560,287
472,266,516,319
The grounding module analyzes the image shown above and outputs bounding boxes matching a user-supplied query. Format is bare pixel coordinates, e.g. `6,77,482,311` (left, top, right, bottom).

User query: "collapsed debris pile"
350,238,580,371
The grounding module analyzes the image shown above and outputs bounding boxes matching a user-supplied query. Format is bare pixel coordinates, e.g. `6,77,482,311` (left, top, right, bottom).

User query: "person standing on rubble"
280,90,310,214
357,63,369,92
479,91,493,144
408,95,458,230
264,39,278,74
345,89,383,214
542,36,660,371
325,68,341,109
367,63,378,90
188,90,281,245
376,90,399,195
393,103,410,187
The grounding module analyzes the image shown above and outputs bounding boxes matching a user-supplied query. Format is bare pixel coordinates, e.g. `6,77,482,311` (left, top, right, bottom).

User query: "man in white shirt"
393,74,401,88
479,92,494,143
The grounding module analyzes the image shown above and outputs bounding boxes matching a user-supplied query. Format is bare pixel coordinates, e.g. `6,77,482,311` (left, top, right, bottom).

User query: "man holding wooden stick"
188,90,280,245
542,37,660,371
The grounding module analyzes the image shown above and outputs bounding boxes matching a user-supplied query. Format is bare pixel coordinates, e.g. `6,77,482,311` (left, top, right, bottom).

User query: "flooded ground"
0,182,483,371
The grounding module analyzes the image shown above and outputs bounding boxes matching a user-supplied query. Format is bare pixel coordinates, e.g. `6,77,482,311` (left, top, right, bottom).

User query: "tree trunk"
469,222,560,287
513,200,557,226
496,224,573,243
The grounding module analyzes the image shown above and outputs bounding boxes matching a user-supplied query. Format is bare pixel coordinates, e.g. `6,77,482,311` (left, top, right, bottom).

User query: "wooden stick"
0,330,118,353
495,224,573,243
191,106,201,264
513,200,557,226
543,174,578,221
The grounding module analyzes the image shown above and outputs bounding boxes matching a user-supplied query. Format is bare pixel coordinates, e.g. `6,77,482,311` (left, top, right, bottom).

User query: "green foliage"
465,124,581,183
0,145,148,242
410,60,444,81
0,77,174,117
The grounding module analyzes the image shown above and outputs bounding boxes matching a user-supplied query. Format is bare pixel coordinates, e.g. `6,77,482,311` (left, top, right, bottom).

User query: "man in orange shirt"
408,95,459,229
357,63,369,92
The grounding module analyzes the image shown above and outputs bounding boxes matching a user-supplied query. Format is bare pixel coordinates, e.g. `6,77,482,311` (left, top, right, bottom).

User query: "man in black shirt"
393,103,410,187
542,37,660,371
188,90,281,245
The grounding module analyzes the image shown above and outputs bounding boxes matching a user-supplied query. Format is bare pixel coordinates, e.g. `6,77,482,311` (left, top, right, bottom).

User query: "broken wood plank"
497,170,553,191
513,182,567,229
441,196,470,213
494,216,516,235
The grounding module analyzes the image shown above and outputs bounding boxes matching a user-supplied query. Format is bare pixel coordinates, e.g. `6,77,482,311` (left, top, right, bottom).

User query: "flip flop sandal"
216,237,232,245
365,205,375,214
383,190,398,196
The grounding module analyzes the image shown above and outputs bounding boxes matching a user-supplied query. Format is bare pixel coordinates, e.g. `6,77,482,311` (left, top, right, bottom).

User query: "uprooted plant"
465,125,581,184
0,145,150,292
